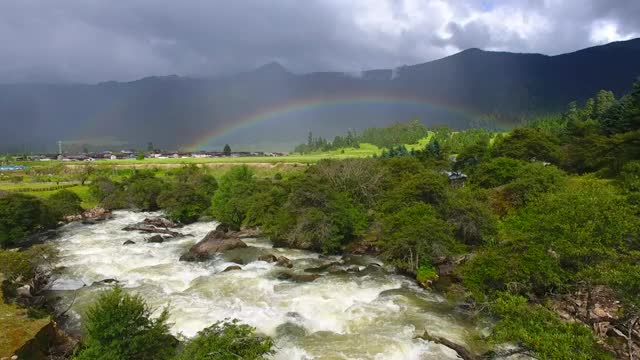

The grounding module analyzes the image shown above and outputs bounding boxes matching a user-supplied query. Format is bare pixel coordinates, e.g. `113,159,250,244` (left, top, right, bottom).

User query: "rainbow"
185,93,479,151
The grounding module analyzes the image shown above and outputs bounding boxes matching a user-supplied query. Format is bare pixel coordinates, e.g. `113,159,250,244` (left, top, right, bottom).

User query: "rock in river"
222,265,242,272
146,235,164,243
276,256,293,268
258,254,278,263
179,230,247,262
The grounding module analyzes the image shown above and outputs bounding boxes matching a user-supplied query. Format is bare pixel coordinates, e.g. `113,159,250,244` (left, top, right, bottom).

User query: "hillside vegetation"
1,78,640,359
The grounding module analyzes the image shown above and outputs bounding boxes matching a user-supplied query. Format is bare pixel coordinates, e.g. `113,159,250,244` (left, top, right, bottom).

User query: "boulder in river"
304,261,343,273
123,240,135,245
276,256,293,268
146,235,164,243
122,224,181,237
258,254,278,263
222,265,242,272
143,217,178,228
179,230,247,262
277,272,320,283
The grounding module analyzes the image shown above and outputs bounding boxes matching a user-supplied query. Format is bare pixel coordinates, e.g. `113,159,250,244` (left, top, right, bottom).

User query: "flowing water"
50,211,481,359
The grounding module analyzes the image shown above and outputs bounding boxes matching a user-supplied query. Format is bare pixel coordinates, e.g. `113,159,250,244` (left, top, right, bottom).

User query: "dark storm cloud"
0,0,638,83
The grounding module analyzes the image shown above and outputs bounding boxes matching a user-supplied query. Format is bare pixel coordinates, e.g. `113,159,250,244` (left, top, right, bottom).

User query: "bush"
89,177,127,210
176,319,274,360
210,166,256,230
378,203,461,273
158,184,210,224
492,127,563,164
490,293,611,359
74,286,176,360
0,193,55,248
125,172,165,211
46,189,83,219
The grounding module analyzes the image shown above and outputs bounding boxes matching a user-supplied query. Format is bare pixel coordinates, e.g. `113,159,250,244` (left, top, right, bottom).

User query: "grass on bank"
0,288,51,358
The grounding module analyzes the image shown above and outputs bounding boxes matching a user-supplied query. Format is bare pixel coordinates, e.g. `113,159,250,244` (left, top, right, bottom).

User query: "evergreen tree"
223,144,231,156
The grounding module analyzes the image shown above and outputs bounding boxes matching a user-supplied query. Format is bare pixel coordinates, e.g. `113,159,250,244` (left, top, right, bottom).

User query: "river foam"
51,211,474,359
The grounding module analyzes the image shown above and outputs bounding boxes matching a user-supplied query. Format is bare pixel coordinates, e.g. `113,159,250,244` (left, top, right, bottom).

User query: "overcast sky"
0,0,638,83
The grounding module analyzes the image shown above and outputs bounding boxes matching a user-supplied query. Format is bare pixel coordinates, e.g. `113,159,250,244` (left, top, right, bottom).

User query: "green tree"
464,179,639,297
158,184,210,224
89,177,127,210
378,203,460,273
492,128,563,164
176,319,274,360
47,189,83,219
125,172,165,211
136,153,145,161
74,286,176,360
73,164,95,186
0,193,55,248
210,166,256,229
223,144,231,156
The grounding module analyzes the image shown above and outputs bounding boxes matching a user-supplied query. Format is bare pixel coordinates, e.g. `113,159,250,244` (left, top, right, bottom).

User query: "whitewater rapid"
50,211,477,359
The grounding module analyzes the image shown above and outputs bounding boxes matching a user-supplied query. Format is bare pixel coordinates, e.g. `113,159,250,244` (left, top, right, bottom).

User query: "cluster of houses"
147,150,287,159
28,150,287,162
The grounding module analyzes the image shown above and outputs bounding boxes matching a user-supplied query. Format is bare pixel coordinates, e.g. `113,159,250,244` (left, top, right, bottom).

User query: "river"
49,211,482,359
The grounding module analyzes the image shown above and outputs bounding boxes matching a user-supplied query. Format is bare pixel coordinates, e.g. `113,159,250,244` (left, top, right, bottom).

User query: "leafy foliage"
0,193,55,248
176,319,274,360
74,286,176,360
46,189,83,219
210,165,256,230
490,293,611,360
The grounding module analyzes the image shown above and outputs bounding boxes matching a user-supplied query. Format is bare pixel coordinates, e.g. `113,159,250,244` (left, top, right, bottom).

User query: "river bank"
47,211,483,359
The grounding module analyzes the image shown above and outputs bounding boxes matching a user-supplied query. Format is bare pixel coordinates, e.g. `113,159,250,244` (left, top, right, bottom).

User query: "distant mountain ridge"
1,38,639,152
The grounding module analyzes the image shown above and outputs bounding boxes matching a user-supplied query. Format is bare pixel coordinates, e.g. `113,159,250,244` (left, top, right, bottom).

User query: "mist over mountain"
1,38,639,153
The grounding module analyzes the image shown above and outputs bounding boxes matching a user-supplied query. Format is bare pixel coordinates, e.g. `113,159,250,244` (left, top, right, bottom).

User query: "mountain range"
1,38,639,152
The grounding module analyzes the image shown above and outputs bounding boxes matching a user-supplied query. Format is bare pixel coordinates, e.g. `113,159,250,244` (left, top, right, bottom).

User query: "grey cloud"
0,0,638,83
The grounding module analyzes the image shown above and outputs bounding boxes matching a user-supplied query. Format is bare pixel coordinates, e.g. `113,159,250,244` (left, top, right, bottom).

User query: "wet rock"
222,265,242,272
328,268,347,275
123,224,181,237
276,322,308,339
277,272,320,283
286,311,302,319
143,217,178,228
304,261,342,273
146,235,164,243
123,240,135,245
179,230,247,262
258,254,278,263
92,278,119,286
276,256,293,268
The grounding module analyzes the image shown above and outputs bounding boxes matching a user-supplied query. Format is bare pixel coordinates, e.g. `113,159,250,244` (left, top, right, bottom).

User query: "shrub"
176,319,274,360
158,184,210,224
490,293,611,359
74,286,176,360
210,166,256,230
125,172,165,211
46,189,83,219
0,193,55,248
378,203,461,273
